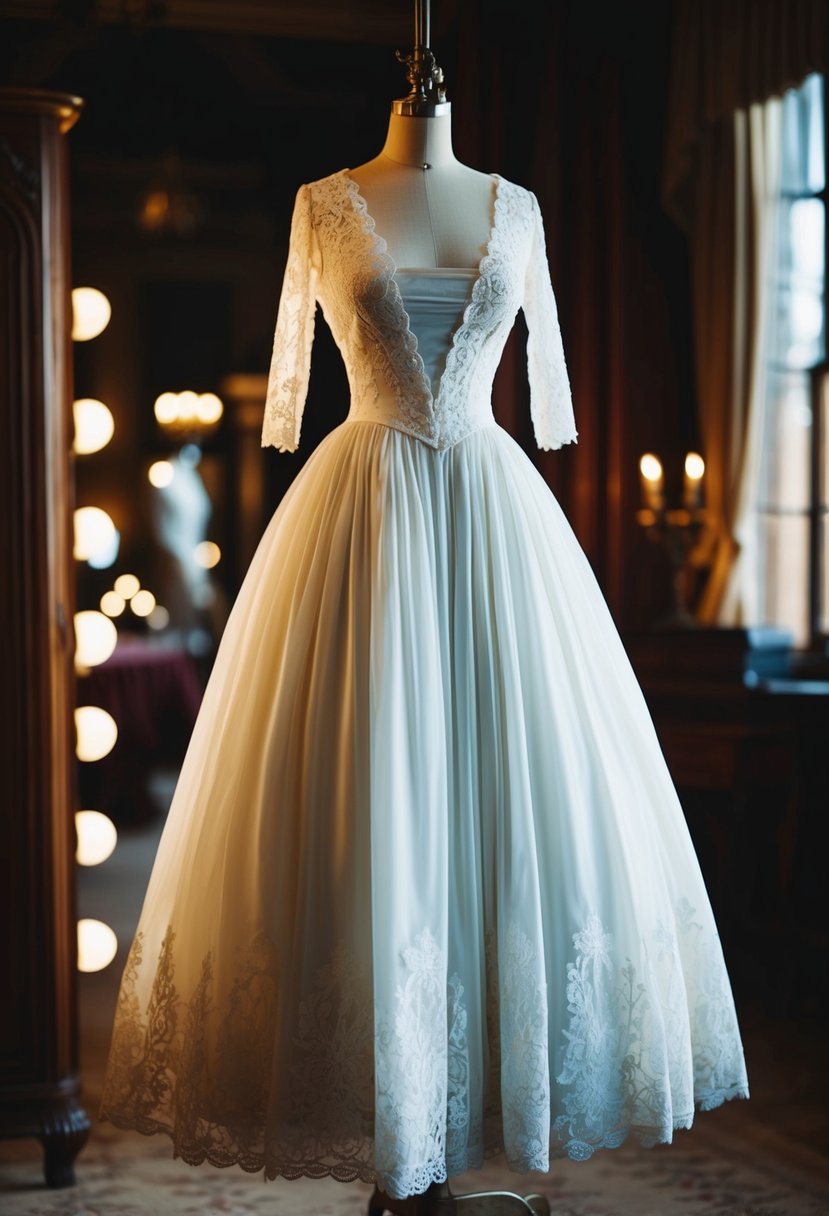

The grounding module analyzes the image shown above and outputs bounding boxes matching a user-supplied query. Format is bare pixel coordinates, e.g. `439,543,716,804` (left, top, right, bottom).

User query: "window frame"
756,72,827,654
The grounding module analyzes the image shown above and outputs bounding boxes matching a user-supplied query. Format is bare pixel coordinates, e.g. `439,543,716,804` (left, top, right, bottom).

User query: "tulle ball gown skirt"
98,417,749,1199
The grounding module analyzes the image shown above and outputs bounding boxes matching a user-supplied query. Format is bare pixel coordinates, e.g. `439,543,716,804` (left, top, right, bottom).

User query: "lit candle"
683,451,705,510
639,452,664,512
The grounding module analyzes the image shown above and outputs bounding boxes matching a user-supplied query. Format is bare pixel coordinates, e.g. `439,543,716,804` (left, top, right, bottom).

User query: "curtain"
696,99,782,624
663,0,827,624
447,1,681,624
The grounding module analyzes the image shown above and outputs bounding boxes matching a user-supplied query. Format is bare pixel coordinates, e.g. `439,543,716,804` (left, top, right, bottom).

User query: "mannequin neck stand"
380,110,457,169
356,95,550,1216
348,108,495,269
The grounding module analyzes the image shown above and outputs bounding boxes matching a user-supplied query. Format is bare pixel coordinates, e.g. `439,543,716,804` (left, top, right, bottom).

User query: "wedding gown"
98,168,749,1199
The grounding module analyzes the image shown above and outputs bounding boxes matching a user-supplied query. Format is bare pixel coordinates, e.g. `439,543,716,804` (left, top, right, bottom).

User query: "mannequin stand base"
368,1181,551,1215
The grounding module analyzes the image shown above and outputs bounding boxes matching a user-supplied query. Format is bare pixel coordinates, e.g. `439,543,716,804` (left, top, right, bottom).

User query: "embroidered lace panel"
260,170,579,453
99,902,748,1195
262,184,318,452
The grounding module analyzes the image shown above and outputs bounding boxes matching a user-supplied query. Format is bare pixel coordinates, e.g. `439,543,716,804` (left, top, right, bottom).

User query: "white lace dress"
98,168,750,1198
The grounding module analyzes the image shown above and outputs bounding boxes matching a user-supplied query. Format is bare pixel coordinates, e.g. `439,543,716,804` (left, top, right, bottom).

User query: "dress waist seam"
341,416,500,451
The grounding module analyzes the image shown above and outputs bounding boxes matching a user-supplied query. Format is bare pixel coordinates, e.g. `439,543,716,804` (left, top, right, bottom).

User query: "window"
752,72,826,648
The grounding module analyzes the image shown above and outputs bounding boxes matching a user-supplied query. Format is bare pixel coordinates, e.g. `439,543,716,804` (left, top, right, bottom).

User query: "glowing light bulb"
75,706,118,762
73,398,114,455
147,605,170,630
178,390,199,422
196,392,223,424
148,459,174,488
77,918,118,972
154,392,179,424
113,573,140,600
638,452,665,514
72,287,111,341
74,611,117,668
194,541,221,569
683,451,706,509
100,590,126,617
639,453,663,483
131,589,157,617
684,452,705,481
73,506,116,562
75,810,118,866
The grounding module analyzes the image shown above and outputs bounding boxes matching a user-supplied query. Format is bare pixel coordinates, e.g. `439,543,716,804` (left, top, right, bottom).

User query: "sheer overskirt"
99,417,748,1198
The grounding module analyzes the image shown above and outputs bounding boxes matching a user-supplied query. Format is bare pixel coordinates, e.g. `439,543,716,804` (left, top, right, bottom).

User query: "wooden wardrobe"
0,86,89,1187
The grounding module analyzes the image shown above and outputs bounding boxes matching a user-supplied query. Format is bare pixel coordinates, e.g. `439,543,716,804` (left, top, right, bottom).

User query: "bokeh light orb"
196,392,223,424
75,705,118,762
73,506,116,562
131,589,157,618
74,611,117,668
75,810,118,866
113,573,140,600
77,918,118,972
100,590,126,617
154,392,179,424
685,451,705,480
72,287,111,342
147,605,170,631
639,453,664,483
73,398,114,455
194,541,221,569
148,459,175,488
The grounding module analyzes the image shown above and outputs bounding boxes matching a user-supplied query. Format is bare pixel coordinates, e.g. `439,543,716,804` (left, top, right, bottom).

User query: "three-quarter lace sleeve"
261,184,319,451
523,192,578,451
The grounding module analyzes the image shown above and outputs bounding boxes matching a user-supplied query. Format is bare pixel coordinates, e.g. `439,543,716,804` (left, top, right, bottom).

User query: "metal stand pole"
371,5,551,1213
367,1179,551,1214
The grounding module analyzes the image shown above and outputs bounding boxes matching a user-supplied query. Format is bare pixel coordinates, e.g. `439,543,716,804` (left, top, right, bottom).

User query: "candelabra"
637,451,708,628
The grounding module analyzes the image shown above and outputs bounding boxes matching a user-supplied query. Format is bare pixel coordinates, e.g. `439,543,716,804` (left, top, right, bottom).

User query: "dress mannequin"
96,24,748,1212
360,84,552,1216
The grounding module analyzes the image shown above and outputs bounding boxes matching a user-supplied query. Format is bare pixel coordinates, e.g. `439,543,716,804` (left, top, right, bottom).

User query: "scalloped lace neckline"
339,167,502,282
338,168,504,408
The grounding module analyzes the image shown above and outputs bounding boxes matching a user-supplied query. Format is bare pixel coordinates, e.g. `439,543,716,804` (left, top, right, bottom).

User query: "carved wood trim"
0,88,88,1185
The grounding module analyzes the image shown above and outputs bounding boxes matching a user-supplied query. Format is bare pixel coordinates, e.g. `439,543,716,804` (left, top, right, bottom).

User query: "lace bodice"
262,168,578,453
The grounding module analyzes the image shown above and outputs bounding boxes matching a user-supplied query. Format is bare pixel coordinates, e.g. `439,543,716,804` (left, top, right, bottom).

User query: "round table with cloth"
77,635,204,825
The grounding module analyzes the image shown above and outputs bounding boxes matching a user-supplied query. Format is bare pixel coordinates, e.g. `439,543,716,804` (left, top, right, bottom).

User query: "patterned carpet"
3,797,828,1215
2,1092,829,1216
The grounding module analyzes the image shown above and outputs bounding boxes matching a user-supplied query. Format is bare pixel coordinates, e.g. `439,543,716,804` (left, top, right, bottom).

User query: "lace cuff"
261,184,319,451
524,193,578,451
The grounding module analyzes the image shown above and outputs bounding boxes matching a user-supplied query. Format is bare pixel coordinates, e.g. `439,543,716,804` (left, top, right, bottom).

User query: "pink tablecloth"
77,636,204,825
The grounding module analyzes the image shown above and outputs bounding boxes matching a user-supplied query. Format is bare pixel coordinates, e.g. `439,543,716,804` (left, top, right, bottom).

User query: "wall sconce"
637,451,708,627
154,390,223,440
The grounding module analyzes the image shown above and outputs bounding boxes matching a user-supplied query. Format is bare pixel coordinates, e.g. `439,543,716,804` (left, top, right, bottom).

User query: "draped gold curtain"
662,0,828,624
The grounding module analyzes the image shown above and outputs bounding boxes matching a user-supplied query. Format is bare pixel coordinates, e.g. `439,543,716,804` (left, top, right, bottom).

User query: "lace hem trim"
99,1083,750,1187
98,901,749,1198
537,430,579,452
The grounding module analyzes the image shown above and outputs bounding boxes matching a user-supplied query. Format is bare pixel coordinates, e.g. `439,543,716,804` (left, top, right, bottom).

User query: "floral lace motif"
260,168,579,453
375,929,455,1196
499,924,551,1170
99,903,748,1197
262,184,318,451
552,903,749,1161
525,192,579,451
